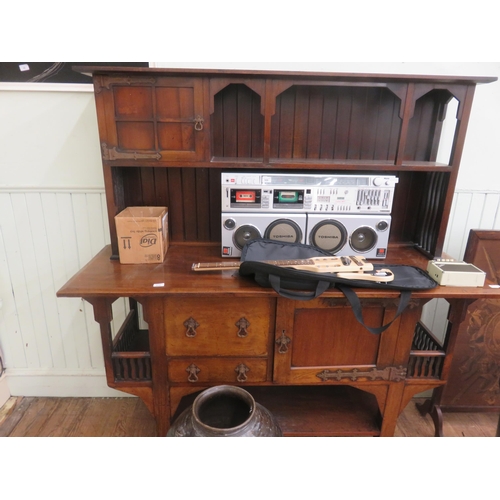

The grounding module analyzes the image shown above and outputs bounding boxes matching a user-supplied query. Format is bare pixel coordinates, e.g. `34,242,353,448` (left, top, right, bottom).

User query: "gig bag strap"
337,285,412,335
269,274,330,301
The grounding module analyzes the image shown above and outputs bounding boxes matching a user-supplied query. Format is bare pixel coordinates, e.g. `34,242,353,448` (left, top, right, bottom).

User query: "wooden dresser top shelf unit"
57,66,499,436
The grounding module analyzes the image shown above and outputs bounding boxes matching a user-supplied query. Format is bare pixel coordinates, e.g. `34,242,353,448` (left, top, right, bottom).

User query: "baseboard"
0,373,10,408
5,369,133,398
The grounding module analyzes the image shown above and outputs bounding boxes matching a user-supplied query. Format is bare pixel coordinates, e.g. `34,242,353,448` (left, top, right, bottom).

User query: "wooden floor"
0,396,498,437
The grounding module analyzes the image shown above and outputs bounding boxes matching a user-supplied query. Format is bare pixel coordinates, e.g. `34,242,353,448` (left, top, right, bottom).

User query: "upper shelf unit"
77,66,496,171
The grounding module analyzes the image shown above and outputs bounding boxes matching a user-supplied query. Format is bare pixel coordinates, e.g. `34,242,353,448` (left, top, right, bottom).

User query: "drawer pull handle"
235,363,250,382
194,115,204,131
276,331,291,354
235,317,250,338
184,317,200,338
186,364,201,382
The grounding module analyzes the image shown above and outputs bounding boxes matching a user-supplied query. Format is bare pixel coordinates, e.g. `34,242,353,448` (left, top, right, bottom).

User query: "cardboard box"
115,207,169,264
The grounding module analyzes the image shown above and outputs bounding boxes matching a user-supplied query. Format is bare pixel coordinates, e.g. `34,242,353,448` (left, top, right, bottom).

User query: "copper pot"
167,385,282,437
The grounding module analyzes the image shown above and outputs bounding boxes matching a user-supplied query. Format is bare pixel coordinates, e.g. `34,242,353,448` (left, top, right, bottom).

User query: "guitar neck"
192,256,372,273
192,258,316,272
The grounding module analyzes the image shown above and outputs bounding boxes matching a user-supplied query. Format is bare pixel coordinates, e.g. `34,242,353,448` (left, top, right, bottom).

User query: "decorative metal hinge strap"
235,317,250,338
316,366,407,382
186,364,200,382
184,317,200,338
101,142,162,161
235,363,250,382
276,331,291,354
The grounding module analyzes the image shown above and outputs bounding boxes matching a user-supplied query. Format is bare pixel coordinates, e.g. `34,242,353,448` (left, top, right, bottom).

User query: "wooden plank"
306,87,323,159
166,168,185,241
195,168,211,241
445,191,472,259
25,193,65,369
319,88,338,159
1,395,497,437
334,87,351,159
292,86,310,158
276,88,295,158
55,192,89,368
181,168,198,241
237,85,252,157
70,193,95,370
0,194,26,368
347,87,365,159
222,85,238,157
8,193,48,368
251,93,264,158
481,192,500,229
209,169,222,242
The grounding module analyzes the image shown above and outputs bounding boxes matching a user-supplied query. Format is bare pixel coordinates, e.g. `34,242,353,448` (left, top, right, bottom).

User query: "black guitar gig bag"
238,239,438,335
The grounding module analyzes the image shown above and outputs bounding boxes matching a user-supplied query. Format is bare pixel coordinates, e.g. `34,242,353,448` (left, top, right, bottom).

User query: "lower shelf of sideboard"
172,385,382,437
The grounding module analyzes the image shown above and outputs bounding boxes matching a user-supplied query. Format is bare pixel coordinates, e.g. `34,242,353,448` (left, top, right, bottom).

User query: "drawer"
165,297,273,356
168,358,269,384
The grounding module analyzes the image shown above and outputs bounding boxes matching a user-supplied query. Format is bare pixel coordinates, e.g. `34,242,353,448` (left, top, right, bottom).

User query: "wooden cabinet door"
273,297,406,384
96,75,208,162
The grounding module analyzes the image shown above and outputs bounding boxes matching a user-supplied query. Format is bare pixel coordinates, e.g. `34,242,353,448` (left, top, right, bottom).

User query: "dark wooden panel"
405,90,452,162
414,171,449,255
271,85,402,162
167,168,185,241
211,84,264,158
440,230,500,410
113,86,154,119
291,306,382,366
158,123,195,151
155,86,194,120
117,166,222,244
116,122,155,150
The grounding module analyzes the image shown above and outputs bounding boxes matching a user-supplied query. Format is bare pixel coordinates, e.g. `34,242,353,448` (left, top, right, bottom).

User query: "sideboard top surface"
56,243,500,300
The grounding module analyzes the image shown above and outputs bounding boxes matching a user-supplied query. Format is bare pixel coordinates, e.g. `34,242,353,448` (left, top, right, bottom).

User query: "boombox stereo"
221,213,392,259
221,172,398,259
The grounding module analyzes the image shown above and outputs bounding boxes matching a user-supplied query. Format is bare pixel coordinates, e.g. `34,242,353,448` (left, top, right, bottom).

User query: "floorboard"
0,396,498,437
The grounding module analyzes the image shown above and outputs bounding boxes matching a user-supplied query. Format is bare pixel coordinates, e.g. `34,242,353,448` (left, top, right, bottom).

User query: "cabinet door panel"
274,298,402,384
98,76,207,162
165,297,273,356
291,307,382,367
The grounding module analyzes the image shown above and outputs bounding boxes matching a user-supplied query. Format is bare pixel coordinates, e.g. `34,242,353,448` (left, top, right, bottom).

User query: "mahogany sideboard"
57,66,498,436
57,243,500,436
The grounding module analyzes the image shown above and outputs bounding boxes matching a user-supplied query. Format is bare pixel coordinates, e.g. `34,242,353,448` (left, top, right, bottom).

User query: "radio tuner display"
273,189,304,208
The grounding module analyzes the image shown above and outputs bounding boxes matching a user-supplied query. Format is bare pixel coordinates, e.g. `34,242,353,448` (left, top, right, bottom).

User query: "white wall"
0,62,499,398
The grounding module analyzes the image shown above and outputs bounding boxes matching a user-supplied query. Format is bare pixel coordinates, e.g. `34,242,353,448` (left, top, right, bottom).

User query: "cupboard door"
273,298,404,384
97,76,208,162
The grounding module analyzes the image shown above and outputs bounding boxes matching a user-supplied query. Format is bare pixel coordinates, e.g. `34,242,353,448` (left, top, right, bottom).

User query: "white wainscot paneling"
0,189,131,397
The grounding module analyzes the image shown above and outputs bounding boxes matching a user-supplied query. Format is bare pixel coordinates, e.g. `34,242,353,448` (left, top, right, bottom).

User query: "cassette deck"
221,172,398,259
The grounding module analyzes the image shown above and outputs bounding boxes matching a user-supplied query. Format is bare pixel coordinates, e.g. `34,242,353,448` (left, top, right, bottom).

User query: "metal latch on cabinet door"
276,331,291,354
194,115,204,131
